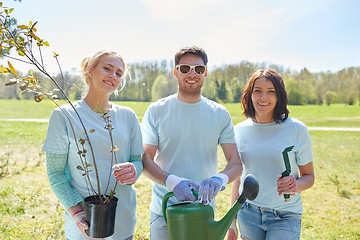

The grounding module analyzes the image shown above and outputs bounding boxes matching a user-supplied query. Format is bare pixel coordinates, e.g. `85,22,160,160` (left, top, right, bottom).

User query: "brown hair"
241,69,289,123
174,46,208,66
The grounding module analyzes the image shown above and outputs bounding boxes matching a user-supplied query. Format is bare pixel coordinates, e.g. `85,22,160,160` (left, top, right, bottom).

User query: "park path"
1,119,360,131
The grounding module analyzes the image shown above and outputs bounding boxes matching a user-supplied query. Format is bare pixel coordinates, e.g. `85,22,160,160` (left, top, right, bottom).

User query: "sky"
1,0,360,75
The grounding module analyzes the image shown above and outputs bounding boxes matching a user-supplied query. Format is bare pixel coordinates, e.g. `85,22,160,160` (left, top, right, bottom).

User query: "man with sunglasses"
141,46,242,240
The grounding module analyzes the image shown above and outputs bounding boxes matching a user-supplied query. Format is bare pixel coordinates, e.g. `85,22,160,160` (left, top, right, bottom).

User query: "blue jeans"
237,202,302,240
150,211,169,240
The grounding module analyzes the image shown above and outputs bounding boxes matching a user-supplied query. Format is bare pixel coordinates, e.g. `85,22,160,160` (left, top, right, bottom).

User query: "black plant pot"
84,195,118,238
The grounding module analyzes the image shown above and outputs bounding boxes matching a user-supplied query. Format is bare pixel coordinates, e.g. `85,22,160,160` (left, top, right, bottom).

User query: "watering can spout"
210,174,259,240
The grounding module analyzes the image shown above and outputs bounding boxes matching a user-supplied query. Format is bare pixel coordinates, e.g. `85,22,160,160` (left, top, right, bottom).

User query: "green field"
0,100,359,239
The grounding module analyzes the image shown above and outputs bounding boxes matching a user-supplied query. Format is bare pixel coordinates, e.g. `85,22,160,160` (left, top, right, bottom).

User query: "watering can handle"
162,190,198,224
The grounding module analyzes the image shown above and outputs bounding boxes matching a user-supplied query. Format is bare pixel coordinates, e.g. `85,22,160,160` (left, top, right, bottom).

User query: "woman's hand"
277,175,298,195
113,162,137,185
226,219,238,240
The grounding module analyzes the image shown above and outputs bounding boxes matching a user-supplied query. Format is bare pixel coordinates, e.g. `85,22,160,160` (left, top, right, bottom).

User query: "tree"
324,91,337,106
285,77,305,105
231,77,243,103
202,74,218,102
151,73,177,102
217,79,232,103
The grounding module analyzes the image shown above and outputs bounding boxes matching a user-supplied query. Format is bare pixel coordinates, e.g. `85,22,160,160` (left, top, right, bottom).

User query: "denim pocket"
277,210,302,222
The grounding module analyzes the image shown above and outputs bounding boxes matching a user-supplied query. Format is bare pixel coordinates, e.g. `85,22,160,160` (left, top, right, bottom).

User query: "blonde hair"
80,50,129,94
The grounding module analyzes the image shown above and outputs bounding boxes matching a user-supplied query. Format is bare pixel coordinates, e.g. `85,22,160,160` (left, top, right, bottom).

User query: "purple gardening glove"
165,174,199,201
198,173,229,205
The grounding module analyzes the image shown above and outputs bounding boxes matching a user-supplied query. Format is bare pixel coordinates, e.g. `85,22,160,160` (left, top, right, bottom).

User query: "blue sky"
1,0,360,75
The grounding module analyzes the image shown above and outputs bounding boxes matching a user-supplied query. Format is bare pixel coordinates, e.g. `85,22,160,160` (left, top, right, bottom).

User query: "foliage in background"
2,60,359,106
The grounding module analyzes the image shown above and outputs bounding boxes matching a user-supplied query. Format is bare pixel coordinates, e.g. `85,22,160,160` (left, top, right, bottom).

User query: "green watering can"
162,174,259,240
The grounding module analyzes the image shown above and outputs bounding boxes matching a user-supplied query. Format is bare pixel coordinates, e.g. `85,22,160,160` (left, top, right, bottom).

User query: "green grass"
1,99,360,127
0,100,359,239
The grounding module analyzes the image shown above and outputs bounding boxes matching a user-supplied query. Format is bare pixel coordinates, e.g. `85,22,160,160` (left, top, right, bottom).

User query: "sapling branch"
0,3,113,204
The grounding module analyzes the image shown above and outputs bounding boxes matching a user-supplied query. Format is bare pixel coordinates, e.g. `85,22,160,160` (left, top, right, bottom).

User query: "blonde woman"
43,50,144,240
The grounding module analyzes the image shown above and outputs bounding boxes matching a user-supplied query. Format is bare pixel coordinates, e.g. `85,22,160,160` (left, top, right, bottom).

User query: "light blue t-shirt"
42,100,144,240
234,117,313,213
141,94,235,215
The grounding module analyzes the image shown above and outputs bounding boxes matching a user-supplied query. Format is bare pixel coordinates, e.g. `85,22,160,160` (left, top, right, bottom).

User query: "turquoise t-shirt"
42,100,144,240
234,117,313,213
141,94,235,215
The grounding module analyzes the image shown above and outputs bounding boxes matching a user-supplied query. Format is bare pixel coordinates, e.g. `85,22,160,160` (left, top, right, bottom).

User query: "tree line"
1,60,360,106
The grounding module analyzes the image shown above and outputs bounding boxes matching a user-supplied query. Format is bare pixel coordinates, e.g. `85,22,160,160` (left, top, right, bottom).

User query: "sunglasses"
176,64,207,75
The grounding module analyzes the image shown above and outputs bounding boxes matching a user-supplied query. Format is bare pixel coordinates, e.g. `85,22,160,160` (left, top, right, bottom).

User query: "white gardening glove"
198,173,229,205
165,174,199,202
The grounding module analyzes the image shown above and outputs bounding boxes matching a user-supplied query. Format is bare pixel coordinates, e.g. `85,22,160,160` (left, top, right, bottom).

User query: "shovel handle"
281,146,294,201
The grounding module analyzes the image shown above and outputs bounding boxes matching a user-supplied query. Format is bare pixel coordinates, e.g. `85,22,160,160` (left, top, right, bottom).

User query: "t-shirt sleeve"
296,125,313,166
141,106,159,146
218,110,236,144
130,111,145,155
42,108,69,154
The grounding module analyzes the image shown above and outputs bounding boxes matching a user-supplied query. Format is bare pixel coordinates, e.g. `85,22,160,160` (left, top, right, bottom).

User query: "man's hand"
198,173,228,205
166,174,199,201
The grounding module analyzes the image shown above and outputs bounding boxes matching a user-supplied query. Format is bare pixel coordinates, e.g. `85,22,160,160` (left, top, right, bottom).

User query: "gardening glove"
165,174,199,202
198,173,229,205
226,219,238,240
113,162,137,185
72,210,89,236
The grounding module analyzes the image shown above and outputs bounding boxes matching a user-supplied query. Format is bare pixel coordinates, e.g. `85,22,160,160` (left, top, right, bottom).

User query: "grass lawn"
0,100,359,239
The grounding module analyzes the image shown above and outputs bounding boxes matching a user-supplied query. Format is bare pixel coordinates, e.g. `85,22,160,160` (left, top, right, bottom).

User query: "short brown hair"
241,69,289,123
174,46,208,66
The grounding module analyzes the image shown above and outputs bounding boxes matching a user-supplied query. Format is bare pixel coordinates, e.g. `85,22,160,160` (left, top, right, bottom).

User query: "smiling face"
88,54,124,95
251,77,278,123
174,54,207,103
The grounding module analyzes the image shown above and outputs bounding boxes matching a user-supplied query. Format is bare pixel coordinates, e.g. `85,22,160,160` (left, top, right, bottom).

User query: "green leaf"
0,66,10,74
90,129,95,133
17,25,28,30
5,78,18,86
76,166,84,171
34,93,44,103
18,50,25,56
19,82,28,91
7,61,18,76
92,105,105,114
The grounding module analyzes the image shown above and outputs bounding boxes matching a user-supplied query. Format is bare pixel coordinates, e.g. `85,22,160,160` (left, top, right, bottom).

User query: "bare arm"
230,176,241,205
142,143,169,185
219,143,243,183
